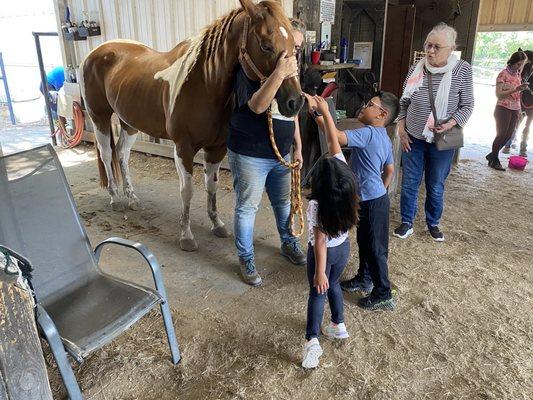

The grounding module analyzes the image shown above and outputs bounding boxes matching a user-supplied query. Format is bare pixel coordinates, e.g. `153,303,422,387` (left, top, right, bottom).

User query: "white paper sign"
320,0,335,24
352,42,373,69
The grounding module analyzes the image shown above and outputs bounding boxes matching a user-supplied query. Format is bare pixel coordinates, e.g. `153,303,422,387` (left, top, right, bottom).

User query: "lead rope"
266,106,304,237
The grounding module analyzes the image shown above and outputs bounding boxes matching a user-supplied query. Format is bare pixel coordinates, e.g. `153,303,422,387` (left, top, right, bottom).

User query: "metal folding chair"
0,145,180,400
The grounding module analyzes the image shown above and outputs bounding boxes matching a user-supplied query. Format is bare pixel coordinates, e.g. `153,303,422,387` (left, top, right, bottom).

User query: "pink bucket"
508,155,528,170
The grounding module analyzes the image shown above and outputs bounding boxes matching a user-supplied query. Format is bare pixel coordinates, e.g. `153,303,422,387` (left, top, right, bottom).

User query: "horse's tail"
95,130,121,189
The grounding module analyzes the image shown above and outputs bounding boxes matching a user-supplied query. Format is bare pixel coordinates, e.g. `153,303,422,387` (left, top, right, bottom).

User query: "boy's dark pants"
354,193,392,301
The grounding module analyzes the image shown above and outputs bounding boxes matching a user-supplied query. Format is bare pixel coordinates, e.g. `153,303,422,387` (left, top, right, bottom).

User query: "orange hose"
53,101,84,148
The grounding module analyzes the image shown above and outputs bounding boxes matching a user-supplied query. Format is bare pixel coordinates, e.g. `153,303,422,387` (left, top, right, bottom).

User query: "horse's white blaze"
204,161,224,229
279,26,288,39
173,146,194,241
117,130,138,199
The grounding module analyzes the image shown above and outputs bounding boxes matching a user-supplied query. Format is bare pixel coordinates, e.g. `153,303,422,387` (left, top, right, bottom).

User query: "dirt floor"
37,143,532,400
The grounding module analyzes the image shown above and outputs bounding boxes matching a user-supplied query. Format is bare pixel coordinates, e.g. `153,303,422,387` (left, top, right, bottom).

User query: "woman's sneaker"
239,258,262,286
393,222,413,239
357,296,396,311
302,338,323,369
428,225,444,242
322,322,349,339
281,241,306,265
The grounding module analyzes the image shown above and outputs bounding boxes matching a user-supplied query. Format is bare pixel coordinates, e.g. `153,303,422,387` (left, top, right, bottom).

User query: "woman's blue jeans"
400,136,455,227
228,149,297,261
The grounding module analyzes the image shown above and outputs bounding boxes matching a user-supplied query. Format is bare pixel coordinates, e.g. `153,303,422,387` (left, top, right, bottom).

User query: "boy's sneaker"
302,338,323,369
428,225,445,242
357,296,396,311
340,278,373,295
502,146,511,154
393,222,413,239
239,258,262,287
322,322,349,339
281,240,306,265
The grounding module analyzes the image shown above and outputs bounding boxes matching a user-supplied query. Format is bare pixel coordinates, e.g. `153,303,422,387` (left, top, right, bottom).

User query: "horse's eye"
260,41,274,53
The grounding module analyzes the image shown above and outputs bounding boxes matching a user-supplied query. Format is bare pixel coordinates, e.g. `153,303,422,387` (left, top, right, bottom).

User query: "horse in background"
517,49,533,156
80,0,303,251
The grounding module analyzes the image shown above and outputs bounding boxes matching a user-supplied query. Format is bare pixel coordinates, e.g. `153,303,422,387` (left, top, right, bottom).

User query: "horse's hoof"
211,225,230,238
180,238,198,252
111,201,124,211
127,199,141,210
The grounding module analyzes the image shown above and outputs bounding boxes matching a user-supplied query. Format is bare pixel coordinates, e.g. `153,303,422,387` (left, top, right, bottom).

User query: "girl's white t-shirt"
306,152,350,248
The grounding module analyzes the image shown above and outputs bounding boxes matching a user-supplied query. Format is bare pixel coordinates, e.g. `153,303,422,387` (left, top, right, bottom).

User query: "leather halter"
238,16,268,83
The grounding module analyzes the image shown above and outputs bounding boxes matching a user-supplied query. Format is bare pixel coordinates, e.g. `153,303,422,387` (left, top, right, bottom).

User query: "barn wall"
478,0,533,32
64,0,293,63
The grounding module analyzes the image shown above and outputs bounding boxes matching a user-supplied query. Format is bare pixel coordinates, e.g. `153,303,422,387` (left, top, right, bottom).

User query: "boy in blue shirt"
305,91,399,310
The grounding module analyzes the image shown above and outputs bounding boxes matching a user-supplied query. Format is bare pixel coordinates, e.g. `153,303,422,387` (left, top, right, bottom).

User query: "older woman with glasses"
393,23,474,242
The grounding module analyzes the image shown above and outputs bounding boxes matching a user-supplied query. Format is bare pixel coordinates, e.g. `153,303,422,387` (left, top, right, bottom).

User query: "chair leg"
160,301,181,364
36,305,84,400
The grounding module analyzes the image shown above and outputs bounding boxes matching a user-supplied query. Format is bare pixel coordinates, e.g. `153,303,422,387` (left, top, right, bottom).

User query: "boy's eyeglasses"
363,100,387,113
424,43,450,53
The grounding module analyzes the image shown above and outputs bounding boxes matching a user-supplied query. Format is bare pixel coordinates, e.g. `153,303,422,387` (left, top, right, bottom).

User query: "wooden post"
0,271,53,400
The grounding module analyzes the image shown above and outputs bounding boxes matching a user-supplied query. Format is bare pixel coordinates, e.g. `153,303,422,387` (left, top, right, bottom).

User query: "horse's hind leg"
92,115,122,210
173,144,198,252
203,147,229,238
520,112,531,156
117,123,140,210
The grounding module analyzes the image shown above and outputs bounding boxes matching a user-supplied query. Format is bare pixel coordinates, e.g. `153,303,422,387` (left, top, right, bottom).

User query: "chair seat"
43,274,161,360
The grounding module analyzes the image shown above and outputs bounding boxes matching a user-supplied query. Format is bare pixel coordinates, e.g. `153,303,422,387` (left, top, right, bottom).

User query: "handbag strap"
426,69,439,124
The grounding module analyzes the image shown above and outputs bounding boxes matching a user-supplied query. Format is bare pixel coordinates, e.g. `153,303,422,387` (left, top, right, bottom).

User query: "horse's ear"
519,47,523,52
238,0,260,18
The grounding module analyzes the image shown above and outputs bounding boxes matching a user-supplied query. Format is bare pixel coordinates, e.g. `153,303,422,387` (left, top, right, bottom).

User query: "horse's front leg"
174,145,198,252
203,149,229,238
117,127,141,210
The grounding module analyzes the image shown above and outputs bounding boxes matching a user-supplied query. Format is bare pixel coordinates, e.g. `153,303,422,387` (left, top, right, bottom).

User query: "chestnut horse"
81,0,303,251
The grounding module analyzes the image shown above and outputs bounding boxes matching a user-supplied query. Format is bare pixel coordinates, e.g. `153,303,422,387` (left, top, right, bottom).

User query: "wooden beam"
478,23,533,31
0,272,53,400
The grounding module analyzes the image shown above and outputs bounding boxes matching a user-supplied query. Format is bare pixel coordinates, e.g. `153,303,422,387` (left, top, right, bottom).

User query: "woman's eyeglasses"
424,43,450,53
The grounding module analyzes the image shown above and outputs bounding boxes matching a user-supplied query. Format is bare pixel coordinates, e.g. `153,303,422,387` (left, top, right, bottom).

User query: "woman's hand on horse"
275,51,298,79
399,128,412,152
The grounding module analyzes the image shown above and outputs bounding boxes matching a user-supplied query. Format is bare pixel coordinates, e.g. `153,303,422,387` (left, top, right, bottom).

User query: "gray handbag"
427,72,464,151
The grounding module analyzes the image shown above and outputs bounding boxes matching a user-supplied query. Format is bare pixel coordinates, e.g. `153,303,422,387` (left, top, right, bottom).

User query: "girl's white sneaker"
302,338,323,369
322,322,349,339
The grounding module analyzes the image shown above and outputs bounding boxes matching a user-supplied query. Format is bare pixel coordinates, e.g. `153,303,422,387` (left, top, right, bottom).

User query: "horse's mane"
155,1,289,114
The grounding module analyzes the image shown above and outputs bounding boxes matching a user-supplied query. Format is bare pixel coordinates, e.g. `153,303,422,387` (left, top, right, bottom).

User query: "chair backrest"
0,145,98,306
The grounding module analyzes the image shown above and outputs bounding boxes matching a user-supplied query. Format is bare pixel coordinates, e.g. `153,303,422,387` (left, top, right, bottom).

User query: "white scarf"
401,54,459,142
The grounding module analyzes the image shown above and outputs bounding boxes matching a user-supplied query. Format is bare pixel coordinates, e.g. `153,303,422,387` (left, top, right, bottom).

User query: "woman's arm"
313,227,329,294
248,52,298,114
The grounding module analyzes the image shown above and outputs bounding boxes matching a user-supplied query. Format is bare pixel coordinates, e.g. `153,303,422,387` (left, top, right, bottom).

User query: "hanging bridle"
237,16,304,237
